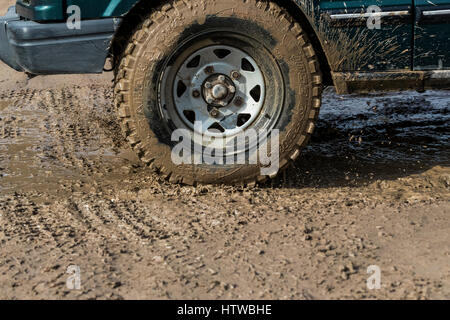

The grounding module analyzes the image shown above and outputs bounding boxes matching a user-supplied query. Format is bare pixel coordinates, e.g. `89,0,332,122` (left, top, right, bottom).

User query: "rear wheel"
114,0,322,185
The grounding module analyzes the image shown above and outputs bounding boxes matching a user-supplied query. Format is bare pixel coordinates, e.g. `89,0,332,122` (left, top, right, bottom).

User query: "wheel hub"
212,84,228,99
202,74,236,107
162,44,268,138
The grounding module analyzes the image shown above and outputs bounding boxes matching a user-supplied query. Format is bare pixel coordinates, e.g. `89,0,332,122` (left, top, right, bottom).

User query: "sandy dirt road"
0,2,449,299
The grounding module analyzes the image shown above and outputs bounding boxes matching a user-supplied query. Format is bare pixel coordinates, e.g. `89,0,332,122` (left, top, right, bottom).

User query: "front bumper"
0,6,121,75
0,6,21,71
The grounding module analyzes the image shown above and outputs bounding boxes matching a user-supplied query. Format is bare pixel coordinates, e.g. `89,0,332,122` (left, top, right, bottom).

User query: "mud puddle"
0,87,130,196
0,87,449,195
269,88,450,192
313,88,450,164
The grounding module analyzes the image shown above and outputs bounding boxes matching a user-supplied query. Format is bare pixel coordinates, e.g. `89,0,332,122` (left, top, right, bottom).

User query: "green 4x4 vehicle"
1,0,449,185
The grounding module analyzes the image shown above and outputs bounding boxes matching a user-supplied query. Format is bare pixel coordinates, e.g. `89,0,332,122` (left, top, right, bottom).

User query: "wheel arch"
271,0,332,86
111,0,333,85
110,0,164,68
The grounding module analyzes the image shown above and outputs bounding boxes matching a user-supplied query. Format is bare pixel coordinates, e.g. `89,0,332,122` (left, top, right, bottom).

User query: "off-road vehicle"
1,0,449,185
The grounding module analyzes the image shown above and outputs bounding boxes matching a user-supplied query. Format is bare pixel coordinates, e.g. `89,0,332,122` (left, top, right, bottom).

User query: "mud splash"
313,88,450,164
0,85,449,195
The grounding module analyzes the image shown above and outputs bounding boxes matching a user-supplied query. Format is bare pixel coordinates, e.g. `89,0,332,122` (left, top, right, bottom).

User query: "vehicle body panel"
15,0,64,21
66,0,141,19
13,0,416,72
2,0,450,92
316,0,413,71
414,0,450,70
15,0,140,20
0,5,120,74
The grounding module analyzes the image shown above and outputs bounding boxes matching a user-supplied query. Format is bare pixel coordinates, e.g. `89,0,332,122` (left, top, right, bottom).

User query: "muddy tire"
114,0,322,185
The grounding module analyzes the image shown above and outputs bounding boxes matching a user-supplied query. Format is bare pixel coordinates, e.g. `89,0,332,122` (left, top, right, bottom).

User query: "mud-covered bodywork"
12,0,415,71
2,0,450,91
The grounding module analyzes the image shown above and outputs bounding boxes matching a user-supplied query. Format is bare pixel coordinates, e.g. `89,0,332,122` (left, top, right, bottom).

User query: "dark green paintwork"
414,0,450,70
15,0,140,20
13,0,450,72
314,0,413,71
66,0,141,19
15,0,64,21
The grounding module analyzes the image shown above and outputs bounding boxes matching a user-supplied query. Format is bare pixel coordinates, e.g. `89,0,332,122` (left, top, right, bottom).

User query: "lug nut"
231,71,241,79
206,97,214,104
205,82,212,89
218,75,225,82
205,66,214,74
229,86,236,93
234,96,244,106
192,90,200,98
210,108,220,117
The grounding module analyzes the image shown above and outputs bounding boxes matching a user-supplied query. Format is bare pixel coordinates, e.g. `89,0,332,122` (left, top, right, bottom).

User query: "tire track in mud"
0,85,129,194
0,194,75,297
0,193,177,255
0,86,141,297
0,80,449,299
0,192,164,298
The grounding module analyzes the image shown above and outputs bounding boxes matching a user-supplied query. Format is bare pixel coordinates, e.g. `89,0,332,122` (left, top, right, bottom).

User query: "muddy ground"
0,3,449,300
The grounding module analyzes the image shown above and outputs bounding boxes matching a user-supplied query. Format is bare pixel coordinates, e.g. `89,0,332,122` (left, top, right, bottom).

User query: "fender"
12,0,331,78
15,0,143,20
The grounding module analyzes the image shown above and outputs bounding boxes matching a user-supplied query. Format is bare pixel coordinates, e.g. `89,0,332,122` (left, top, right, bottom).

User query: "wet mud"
0,79,448,299
0,1,449,300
